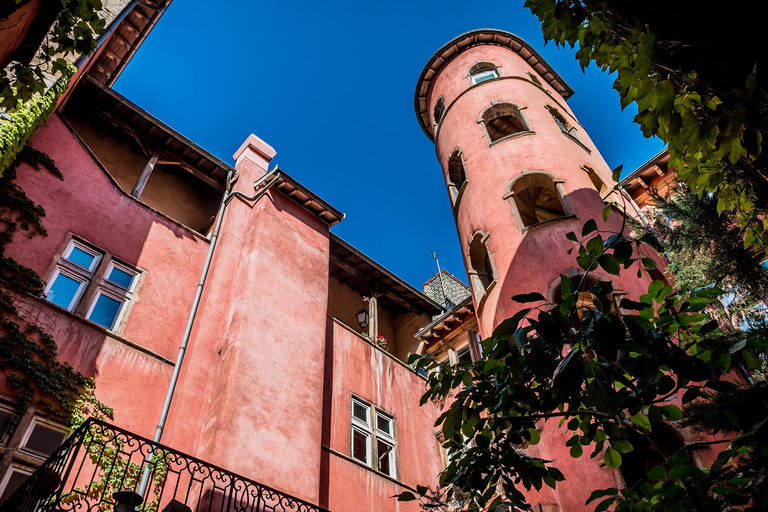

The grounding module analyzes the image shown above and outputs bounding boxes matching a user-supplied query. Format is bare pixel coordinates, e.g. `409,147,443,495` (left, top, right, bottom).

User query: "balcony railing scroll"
1,418,329,512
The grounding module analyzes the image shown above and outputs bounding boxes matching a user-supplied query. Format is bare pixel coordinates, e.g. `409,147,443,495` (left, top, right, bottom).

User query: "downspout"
137,165,281,495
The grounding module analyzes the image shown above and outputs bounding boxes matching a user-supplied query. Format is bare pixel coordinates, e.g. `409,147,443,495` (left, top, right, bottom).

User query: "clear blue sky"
114,0,665,288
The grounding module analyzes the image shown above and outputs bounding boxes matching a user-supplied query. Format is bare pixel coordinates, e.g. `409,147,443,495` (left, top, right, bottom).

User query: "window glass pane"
47,273,82,309
472,70,497,84
352,430,368,463
377,440,393,475
352,401,368,423
457,346,471,364
87,294,123,329
376,414,391,436
0,467,33,503
66,246,96,269
0,409,12,442
107,267,134,289
22,422,67,457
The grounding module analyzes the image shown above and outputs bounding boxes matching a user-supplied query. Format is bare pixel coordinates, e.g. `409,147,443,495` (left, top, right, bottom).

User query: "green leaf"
604,447,622,468
661,405,683,421
566,231,578,241
570,443,583,458
648,465,667,482
582,219,598,236
630,413,652,432
595,497,617,512
528,428,541,445
395,492,417,501
612,165,623,183
597,254,620,275
586,488,618,505
601,204,611,222
610,439,634,453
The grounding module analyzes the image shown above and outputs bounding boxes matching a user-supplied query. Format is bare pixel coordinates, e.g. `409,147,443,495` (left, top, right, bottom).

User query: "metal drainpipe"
137,166,281,495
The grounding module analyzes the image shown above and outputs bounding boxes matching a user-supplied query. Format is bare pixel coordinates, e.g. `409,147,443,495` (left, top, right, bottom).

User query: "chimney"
233,134,277,180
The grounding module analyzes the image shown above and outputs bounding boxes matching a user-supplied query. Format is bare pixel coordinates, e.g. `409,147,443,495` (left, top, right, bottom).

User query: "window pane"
47,273,82,309
22,422,67,458
377,440,393,475
376,414,391,436
107,267,134,289
457,346,471,364
66,246,96,269
0,467,33,503
352,430,368,463
352,401,368,423
0,409,12,441
88,294,123,329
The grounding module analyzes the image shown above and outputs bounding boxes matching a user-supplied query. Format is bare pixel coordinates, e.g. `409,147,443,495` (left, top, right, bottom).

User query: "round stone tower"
415,29,657,509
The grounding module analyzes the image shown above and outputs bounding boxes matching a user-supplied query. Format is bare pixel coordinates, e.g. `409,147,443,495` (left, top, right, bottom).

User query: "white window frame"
0,464,35,505
44,239,102,312
18,417,69,460
470,68,498,84
350,397,397,478
0,403,14,446
104,260,139,292
85,289,129,331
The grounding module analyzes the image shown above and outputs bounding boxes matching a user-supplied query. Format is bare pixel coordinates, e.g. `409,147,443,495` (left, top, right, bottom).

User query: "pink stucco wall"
322,319,443,512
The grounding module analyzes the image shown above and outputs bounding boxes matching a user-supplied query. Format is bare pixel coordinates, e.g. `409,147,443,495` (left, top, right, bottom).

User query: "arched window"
581,165,611,199
468,62,499,85
434,96,446,125
447,150,467,207
480,103,530,144
507,173,570,229
468,233,495,299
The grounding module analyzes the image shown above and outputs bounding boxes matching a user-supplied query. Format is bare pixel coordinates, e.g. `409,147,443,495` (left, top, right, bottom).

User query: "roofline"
620,147,670,185
84,75,234,173
330,233,443,313
415,296,474,339
422,268,469,290
414,29,575,141
272,168,345,226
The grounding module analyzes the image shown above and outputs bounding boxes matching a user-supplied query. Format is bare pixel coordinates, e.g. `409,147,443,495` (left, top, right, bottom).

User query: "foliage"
398,209,767,511
0,65,73,176
0,145,110,433
638,181,768,329
524,0,768,253
0,0,105,110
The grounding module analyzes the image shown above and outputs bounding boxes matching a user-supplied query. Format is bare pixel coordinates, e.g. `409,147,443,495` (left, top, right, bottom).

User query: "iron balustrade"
1,418,330,512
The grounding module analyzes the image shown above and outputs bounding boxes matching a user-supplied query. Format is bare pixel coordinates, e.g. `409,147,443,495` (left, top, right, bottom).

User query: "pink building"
0,9,730,512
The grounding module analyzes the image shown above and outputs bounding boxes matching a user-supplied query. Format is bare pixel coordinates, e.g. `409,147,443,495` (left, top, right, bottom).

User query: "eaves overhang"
414,28,574,141
270,168,345,226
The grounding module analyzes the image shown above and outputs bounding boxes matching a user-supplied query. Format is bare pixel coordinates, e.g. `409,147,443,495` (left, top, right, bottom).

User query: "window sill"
561,131,591,154
322,446,417,492
475,280,497,317
522,215,578,234
488,130,535,147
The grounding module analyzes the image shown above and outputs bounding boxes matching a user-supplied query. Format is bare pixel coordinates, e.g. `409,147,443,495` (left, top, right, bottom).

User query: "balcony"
1,418,329,512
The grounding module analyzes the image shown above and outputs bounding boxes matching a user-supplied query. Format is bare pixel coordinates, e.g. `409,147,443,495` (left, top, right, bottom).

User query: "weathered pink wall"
4,114,213,438
162,136,331,504
321,319,443,512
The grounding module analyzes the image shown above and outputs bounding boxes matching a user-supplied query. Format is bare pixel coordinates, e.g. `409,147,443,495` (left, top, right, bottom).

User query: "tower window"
581,165,612,199
447,149,467,207
480,103,531,144
349,397,397,478
547,106,590,154
508,173,570,229
468,233,496,299
468,62,499,85
434,96,446,125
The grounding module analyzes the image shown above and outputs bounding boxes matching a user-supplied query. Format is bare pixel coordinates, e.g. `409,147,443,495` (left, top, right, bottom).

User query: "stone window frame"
42,233,145,335
545,104,591,154
446,148,469,209
503,171,576,233
433,96,446,128
466,231,498,312
466,61,501,85
544,269,627,317
478,101,535,147
349,395,398,480
580,164,615,201
0,403,69,504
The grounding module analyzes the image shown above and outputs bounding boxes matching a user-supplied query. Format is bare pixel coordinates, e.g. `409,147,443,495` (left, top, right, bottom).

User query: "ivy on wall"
0,145,112,433
0,65,73,178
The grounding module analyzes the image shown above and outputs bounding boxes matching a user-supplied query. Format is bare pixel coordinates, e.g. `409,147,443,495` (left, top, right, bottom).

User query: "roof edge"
414,28,575,141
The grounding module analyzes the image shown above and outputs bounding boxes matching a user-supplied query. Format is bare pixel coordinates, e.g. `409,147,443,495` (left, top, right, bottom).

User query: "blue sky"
114,0,664,288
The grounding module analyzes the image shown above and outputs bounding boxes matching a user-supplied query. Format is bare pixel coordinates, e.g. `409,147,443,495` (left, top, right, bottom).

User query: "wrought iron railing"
2,418,329,512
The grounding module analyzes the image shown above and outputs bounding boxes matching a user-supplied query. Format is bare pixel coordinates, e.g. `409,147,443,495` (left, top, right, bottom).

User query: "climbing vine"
0,145,111,434
0,65,74,177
